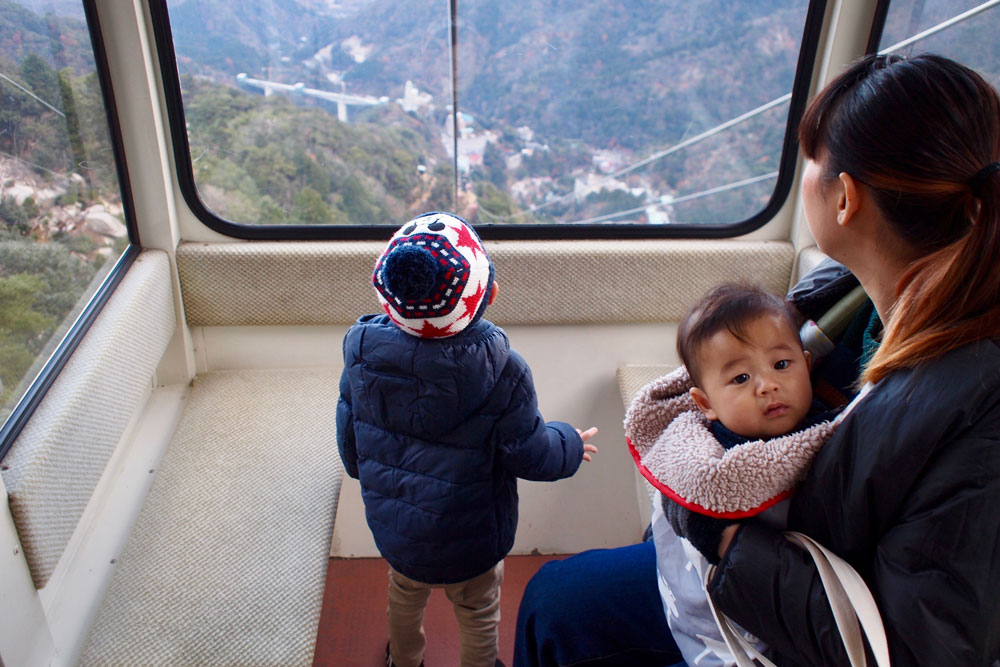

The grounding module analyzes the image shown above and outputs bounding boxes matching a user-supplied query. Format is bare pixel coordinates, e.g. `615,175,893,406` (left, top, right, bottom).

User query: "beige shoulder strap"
705,531,890,666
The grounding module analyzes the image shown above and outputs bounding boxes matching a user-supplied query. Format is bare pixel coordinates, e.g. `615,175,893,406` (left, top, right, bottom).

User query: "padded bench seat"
617,364,673,506
80,368,343,666
617,364,673,410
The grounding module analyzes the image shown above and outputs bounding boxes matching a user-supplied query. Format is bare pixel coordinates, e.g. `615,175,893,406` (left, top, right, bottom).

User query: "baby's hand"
576,427,599,462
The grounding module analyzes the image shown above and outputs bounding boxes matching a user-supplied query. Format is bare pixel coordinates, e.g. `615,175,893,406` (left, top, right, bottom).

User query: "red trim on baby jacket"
626,437,794,519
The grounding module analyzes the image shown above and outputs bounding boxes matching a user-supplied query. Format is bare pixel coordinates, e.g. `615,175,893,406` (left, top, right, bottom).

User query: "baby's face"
691,313,813,440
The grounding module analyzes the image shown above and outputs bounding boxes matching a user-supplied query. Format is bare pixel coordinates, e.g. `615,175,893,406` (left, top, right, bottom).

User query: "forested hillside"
182,76,456,224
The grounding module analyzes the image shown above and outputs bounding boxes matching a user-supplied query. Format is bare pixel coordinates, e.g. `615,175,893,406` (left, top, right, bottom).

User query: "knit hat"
373,212,494,338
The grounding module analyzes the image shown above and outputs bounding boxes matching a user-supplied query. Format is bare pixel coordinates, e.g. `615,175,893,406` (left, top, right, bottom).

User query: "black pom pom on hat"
382,244,440,301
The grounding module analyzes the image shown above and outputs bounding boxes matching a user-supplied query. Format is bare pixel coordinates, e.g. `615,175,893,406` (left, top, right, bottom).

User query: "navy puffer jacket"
337,314,584,584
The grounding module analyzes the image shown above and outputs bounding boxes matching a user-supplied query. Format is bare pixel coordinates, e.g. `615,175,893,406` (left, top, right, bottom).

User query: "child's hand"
577,427,599,462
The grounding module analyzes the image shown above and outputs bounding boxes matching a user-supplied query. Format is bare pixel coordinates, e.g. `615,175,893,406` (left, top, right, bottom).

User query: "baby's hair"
678,283,798,386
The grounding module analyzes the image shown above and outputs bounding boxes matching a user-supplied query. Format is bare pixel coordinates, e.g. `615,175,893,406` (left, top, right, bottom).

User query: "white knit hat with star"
372,212,494,338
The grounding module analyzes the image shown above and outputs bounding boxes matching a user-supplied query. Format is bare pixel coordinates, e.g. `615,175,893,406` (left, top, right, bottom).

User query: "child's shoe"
384,641,424,667
384,640,504,666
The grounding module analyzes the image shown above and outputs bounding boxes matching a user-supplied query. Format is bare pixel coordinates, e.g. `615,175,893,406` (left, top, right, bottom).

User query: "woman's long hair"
799,53,1000,384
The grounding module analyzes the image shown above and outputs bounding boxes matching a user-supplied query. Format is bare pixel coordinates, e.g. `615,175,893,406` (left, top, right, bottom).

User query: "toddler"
337,212,597,667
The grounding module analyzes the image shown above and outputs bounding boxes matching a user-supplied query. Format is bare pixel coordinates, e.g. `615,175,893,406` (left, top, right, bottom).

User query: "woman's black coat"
709,322,1000,665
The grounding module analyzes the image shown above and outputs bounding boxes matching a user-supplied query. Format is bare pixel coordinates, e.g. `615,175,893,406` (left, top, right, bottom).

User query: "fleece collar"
624,366,839,518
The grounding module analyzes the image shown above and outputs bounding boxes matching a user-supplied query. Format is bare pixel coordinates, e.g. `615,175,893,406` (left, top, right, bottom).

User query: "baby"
624,283,839,667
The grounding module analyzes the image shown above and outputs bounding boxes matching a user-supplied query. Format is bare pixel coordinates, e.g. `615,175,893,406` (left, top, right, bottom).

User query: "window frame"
0,0,141,460
867,0,893,53
149,0,829,240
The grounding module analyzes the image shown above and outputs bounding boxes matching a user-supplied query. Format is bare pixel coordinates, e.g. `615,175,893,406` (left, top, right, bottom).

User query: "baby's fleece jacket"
625,366,839,667
337,313,584,585
625,365,837,517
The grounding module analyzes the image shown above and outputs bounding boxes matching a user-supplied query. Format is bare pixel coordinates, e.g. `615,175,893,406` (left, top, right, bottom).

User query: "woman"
514,53,1000,667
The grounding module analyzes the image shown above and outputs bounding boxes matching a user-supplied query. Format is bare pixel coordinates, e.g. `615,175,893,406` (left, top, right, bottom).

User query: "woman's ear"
837,172,861,227
690,387,718,422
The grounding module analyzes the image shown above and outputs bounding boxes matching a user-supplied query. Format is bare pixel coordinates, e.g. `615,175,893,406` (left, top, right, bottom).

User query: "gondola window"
1,1,133,432
160,0,817,232
876,0,1000,90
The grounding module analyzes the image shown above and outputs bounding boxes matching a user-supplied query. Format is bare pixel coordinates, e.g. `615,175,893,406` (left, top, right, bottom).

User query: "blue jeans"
513,541,684,667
